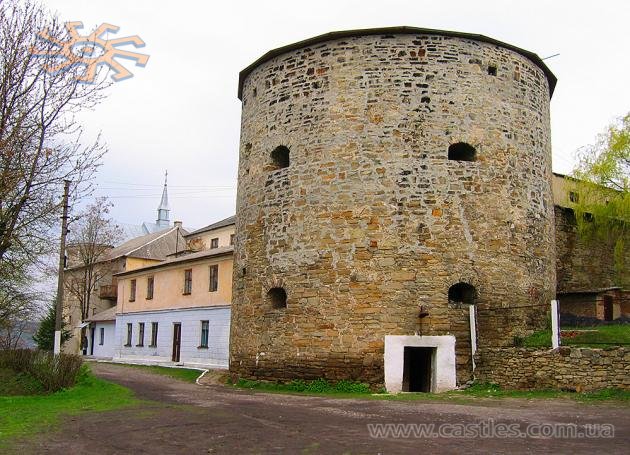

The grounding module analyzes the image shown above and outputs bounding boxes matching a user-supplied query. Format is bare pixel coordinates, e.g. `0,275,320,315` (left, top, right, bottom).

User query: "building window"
99,327,104,345
209,264,219,292
150,322,158,347
210,238,219,249
448,282,477,305
183,269,192,295
569,191,579,203
129,279,136,302
137,322,145,347
230,234,235,246
268,287,287,309
146,276,154,300
270,145,290,170
199,320,209,348
448,143,477,162
125,323,132,346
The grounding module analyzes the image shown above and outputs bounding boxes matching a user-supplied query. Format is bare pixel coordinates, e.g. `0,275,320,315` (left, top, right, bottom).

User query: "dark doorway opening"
402,347,434,392
603,296,614,321
172,323,182,362
89,327,95,356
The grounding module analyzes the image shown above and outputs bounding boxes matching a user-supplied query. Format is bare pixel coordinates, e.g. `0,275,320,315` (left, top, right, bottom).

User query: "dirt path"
14,362,630,454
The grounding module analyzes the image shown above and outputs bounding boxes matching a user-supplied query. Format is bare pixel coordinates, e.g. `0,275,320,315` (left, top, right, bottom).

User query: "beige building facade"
111,217,235,367
63,225,187,354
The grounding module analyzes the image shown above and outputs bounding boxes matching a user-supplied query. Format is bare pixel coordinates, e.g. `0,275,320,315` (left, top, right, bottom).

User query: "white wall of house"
87,321,116,358
113,306,230,368
384,335,457,393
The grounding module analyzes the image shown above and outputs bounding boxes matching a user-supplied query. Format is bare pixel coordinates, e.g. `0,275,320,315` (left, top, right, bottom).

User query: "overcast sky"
45,0,630,230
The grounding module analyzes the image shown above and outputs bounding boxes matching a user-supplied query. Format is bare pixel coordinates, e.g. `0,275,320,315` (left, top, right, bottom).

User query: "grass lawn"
523,324,630,348
0,368,45,396
98,363,203,383
232,378,630,403
0,367,139,446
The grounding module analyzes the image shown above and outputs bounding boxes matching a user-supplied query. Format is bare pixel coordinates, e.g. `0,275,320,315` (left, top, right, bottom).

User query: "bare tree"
65,198,121,321
0,269,41,349
0,0,108,269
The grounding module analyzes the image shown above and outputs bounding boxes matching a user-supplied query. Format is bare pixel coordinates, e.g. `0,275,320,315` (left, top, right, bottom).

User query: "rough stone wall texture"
231,32,556,386
475,347,630,391
555,206,627,292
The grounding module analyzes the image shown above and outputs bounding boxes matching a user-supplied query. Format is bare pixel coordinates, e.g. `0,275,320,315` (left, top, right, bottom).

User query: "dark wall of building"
555,206,627,292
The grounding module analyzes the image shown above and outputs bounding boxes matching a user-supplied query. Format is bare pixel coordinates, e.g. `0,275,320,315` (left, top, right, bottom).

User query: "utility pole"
54,180,71,355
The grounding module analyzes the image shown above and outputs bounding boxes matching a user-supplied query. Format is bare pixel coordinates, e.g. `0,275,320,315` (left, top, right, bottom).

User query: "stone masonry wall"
475,347,630,391
231,31,556,386
555,206,627,292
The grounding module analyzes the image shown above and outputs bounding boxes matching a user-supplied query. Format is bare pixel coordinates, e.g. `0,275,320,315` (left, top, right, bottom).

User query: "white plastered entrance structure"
384,335,457,393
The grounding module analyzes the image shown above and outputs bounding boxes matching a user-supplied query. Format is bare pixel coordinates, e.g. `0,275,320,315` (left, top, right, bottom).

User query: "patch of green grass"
451,382,630,402
523,324,630,348
233,378,371,394
231,378,630,403
103,363,202,383
0,366,139,446
0,368,45,396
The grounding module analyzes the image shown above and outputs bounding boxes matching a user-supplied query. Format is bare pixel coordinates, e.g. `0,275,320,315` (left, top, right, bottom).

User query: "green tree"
570,112,629,286
33,298,70,351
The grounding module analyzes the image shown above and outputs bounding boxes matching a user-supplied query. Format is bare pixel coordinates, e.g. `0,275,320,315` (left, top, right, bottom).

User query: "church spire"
156,170,170,227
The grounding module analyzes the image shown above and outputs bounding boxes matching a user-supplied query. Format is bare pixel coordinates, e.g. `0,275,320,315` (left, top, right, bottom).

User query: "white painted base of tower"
384,335,456,393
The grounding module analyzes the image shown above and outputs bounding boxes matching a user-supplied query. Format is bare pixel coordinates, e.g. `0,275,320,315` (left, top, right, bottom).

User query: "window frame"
230,234,235,246
146,276,154,300
209,264,219,292
149,322,158,347
129,279,136,302
199,320,209,348
183,269,193,295
210,237,219,249
137,322,145,347
125,323,132,347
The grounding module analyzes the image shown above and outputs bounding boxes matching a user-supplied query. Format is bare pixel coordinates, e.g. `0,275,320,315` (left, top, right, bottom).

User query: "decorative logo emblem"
31,22,149,83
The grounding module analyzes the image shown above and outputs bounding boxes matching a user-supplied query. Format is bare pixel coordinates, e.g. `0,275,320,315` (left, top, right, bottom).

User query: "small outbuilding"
85,306,117,359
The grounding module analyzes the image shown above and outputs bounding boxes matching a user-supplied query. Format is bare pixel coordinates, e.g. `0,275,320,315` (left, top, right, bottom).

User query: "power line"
102,180,236,189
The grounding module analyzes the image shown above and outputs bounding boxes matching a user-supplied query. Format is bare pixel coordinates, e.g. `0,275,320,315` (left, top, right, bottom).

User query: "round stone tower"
231,27,556,390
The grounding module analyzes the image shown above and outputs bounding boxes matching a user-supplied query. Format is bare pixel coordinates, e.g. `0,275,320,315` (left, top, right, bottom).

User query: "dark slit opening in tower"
403,347,434,392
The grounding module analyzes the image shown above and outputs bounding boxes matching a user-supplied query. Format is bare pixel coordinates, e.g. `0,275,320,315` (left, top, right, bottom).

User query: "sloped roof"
557,287,622,295
185,215,235,237
238,26,557,99
85,306,116,322
104,226,188,261
114,246,234,277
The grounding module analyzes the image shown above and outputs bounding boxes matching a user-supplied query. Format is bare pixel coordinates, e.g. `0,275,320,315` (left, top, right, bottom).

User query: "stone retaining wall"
475,346,629,391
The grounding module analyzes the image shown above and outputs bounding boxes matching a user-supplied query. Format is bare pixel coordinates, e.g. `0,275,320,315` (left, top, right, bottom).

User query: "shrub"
0,349,83,392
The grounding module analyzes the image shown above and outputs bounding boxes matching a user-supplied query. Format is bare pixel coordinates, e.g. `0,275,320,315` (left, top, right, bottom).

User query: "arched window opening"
268,287,287,309
270,146,290,170
448,282,476,305
448,143,477,162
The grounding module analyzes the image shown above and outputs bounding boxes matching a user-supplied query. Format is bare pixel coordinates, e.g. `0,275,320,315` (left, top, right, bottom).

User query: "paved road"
15,363,630,454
